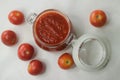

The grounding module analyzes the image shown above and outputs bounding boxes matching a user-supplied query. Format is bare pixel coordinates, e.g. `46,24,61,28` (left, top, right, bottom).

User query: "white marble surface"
0,0,120,80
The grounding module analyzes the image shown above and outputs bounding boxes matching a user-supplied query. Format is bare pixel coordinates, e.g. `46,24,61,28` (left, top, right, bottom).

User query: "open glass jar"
27,9,111,71
27,9,74,51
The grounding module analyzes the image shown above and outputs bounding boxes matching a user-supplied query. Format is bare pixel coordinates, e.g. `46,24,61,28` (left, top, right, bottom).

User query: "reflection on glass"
78,39,104,66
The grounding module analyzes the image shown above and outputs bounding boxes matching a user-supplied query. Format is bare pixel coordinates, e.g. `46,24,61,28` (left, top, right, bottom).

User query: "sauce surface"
34,11,70,45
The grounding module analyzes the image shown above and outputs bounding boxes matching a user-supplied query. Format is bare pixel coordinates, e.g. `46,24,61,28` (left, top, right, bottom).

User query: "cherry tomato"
1,30,18,46
58,53,74,69
90,10,107,27
18,43,34,61
8,10,24,25
28,60,44,75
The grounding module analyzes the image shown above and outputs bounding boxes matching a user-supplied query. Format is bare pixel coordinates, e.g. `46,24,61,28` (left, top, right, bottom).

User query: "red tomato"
18,43,34,61
58,53,74,69
1,30,18,46
90,10,107,27
8,10,24,25
28,60,44,75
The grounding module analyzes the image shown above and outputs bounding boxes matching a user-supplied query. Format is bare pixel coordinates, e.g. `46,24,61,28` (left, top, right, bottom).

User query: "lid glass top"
78,39,104,66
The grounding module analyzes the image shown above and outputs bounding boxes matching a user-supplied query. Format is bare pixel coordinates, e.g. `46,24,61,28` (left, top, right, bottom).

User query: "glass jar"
27,9,74,51
27,9,111,71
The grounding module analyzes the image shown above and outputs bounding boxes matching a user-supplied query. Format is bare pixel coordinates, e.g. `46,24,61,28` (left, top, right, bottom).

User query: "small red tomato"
58,53,74,69
28,60,44,75
1,30,18,46
8,10,24,25
18,43,34,61
90,10,107,27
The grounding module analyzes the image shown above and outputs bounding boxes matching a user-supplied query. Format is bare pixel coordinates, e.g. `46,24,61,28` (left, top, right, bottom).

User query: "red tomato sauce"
34,10,70,45
33,10,72,51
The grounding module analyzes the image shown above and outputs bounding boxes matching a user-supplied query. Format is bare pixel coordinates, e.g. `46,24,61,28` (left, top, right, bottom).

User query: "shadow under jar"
28,9,74,51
